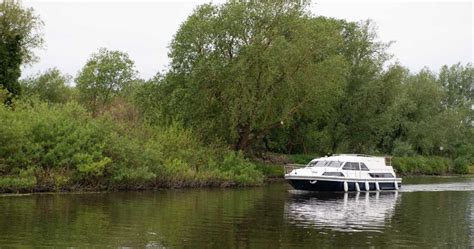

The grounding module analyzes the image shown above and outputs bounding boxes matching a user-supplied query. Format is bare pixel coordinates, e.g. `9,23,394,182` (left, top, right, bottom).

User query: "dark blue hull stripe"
287,179,401,191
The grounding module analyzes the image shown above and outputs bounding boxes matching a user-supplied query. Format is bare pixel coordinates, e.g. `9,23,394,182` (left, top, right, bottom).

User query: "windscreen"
308,161,342,168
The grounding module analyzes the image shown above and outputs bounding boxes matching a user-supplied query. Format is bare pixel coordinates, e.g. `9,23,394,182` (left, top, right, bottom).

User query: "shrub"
104,131,159,187
0,101,115,188
392,140,415,157
392,156,452,175
0,168,36,192
453,157,469,174
217,151,263,185
453,144,474,168
252,161,284,178
288,154,319,164
0,100,264,192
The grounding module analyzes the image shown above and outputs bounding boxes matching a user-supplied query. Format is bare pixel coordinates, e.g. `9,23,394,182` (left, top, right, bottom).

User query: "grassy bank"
0,101,264,193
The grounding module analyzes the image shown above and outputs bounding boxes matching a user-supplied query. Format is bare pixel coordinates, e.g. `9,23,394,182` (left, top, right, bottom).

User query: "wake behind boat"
284,154,402,192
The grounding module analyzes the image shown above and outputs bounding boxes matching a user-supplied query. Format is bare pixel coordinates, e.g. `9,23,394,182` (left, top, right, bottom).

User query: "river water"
0,176,473,248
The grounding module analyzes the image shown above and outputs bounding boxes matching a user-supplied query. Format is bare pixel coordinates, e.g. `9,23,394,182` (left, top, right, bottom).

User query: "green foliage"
453,157,469,174
323,21,401,154
0,101,113,188
0,167,36,192
252,161,283,178
20,68,73,103
450,144,474,175
216,151,263,184
438,63,473,109
0,0,43,97
103,131,157,186
132,75,163,123
385,66,473,157
76,48,137,115
453,143,474,164
392,156,452,175
392,139,415,157
287,154,319,164
0,99,263,192
0,86,12,103
118,1,472,169
156,1,348,152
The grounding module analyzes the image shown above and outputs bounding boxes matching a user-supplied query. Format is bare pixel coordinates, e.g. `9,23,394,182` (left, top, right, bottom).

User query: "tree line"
137,1,473,168
0,0,472,191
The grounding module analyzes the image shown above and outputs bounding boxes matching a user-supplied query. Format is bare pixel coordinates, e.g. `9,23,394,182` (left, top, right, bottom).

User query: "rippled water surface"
0,176,473,248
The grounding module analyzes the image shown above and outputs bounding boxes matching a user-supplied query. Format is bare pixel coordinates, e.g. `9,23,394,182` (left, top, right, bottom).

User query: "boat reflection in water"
284,191,400,232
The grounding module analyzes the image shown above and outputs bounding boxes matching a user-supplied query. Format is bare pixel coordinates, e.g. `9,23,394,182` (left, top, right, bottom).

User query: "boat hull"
287,179,401,192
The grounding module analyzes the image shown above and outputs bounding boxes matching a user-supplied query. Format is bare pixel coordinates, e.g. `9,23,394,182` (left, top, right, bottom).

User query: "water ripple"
401,180,474,192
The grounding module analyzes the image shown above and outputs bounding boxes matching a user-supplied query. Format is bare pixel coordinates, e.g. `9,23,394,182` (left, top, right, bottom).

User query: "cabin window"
308,161,326,167
308,161,317,167
308,161,342,168
369,173,394,178
342,162,360,170
323,172,344,177
327,161,342,167
360,163,369,171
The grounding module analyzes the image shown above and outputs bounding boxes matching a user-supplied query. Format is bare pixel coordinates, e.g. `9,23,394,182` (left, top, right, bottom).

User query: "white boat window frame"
360,163,369,171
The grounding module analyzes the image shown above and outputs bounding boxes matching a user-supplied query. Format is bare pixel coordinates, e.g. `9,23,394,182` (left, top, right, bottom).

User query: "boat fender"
375,182,380,191
309,180,317,184
355,182,360,192
365,181,370,191
394,181,399,190
343,181,348,192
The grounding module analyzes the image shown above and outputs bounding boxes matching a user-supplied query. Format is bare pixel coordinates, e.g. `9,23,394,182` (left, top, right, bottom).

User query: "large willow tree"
161,0,347,152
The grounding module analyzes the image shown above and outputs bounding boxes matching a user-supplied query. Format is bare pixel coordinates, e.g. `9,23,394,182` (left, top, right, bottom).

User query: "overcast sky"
23,0,473,80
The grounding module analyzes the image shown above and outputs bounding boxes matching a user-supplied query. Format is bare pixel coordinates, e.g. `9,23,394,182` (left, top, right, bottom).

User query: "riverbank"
1,147,472,193
1,102,471,193
0,102,266,193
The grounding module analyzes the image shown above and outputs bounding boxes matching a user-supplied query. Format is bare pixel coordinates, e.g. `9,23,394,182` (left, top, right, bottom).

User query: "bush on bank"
0,100,263,192
392,156,454,175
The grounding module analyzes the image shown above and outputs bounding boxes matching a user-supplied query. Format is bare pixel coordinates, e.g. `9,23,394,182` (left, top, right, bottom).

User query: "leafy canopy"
161,0,348,152
20,68,73,104
75,48,137,114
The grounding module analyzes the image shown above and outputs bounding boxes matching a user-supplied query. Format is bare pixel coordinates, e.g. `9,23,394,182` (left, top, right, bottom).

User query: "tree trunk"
236,124,251,152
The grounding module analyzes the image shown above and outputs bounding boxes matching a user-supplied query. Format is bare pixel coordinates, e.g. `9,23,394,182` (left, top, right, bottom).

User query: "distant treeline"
0,1,472,192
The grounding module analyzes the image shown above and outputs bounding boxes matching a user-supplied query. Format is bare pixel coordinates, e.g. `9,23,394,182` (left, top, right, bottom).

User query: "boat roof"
311,154,389,163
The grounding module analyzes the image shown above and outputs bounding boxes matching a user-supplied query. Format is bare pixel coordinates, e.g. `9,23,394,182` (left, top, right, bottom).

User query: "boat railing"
283,164,306,175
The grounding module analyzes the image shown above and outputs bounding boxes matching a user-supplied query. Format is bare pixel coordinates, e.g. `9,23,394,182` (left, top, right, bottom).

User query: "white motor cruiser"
284,154,402,191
